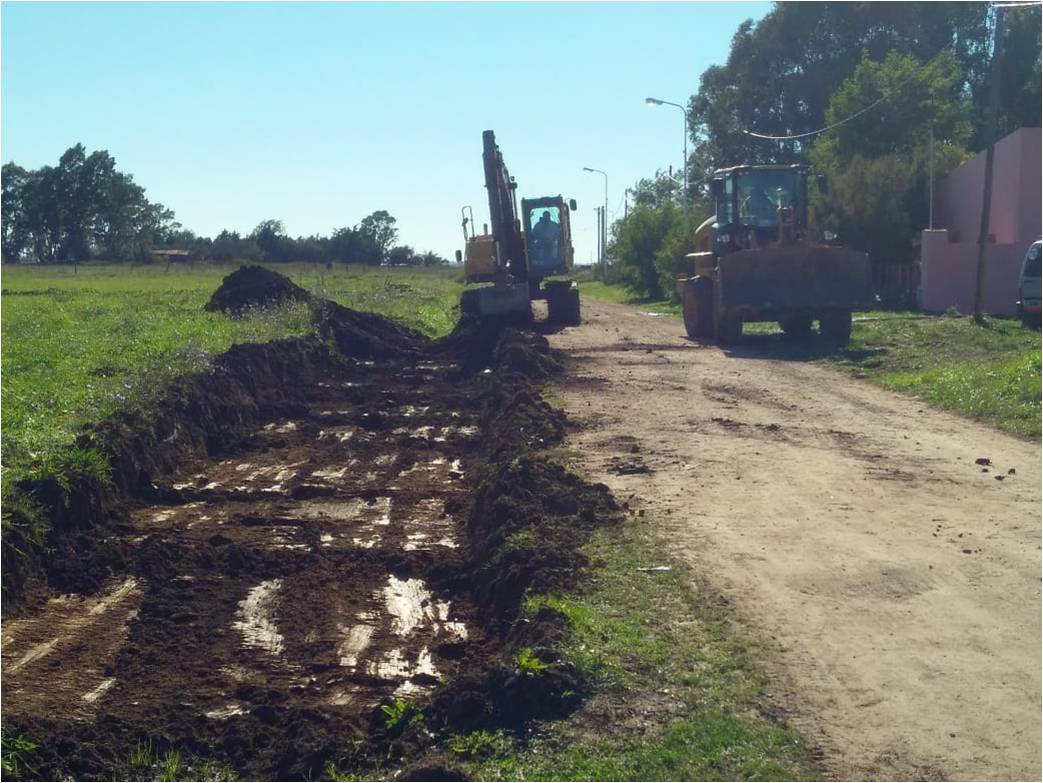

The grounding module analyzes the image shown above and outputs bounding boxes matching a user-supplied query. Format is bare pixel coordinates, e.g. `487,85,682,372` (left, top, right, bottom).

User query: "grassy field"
1,262,464,496
579,281,1041,439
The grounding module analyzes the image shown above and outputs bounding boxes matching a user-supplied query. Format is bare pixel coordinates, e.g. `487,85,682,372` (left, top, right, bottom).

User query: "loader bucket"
717,243,871,315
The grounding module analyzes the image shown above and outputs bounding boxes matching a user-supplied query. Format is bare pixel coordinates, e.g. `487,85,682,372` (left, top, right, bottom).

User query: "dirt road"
549,298,1041,781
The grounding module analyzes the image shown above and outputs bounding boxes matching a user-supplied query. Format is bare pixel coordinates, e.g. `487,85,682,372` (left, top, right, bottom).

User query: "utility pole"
928,126,934,230
973,6,1004,325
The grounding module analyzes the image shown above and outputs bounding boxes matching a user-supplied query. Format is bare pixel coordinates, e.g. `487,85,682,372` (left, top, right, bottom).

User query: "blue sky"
2,1,770,263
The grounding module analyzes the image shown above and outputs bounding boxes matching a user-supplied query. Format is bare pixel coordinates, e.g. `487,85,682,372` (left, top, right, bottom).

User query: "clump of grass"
515,647,549,676
462,520,817,781
1,728,38,780
448,730,512,760
380,698,424,733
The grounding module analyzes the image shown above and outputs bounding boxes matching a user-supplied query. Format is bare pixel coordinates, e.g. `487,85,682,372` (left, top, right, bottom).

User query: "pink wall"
921,128,1040,315
921,230,1025,314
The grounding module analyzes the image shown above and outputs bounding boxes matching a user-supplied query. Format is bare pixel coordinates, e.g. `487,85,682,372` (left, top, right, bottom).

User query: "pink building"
920,127,1041,315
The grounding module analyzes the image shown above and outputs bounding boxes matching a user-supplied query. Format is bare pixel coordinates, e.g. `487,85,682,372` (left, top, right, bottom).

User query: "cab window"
527,206,563,269
1024,242,1041,278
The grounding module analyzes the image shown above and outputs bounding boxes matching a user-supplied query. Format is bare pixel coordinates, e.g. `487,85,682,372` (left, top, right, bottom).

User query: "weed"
1,729,38,780
448,730,512,760
128,737,157,769
515,647,549,676
158,750,182,781
380,698,424,733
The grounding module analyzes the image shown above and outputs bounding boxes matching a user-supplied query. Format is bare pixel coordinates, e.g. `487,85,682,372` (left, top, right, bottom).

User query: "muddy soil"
547,298,1042,782
2,274,616,780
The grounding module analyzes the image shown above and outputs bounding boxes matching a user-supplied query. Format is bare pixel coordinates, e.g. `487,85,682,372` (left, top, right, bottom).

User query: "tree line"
1,145,448,267
611,1,1041,300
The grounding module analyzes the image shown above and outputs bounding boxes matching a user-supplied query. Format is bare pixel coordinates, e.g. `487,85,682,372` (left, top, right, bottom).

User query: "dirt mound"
204,265,313,315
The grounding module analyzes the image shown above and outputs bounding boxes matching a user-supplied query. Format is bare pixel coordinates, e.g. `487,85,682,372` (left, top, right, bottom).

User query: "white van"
1017,239,1041,328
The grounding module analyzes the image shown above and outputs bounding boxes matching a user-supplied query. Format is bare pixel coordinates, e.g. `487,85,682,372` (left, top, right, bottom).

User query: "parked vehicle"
1017,239,1041,328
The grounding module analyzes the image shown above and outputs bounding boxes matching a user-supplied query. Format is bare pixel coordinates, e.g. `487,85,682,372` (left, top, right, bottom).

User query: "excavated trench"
1,271,618,781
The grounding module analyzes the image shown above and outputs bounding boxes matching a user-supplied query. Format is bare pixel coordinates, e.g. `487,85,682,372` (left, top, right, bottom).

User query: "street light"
583,166,609,282
646,96,689,212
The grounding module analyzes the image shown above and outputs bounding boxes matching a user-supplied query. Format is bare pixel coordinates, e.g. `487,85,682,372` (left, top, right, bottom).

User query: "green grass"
457,519,816,781
1,261,464,535
580,282,1041,438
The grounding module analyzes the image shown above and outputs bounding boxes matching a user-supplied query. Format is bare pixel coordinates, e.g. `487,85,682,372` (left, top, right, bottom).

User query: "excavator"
678,163,869,344
457,130,581,325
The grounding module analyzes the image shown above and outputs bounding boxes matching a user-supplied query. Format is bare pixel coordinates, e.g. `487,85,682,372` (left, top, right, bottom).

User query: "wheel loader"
677,164,869,344
456,130,581,325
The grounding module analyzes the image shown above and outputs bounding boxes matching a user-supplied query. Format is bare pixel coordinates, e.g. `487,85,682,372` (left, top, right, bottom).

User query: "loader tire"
779,313,813,337
682,277,714,338
546,282,581,326
713,285,742,345
820,309,853,343
460,288,480,317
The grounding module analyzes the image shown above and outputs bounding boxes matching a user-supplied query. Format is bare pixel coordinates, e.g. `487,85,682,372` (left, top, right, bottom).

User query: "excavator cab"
522,196,575,277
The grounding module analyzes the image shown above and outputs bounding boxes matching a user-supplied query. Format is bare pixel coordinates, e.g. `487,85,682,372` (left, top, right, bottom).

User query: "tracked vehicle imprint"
2,271,615,780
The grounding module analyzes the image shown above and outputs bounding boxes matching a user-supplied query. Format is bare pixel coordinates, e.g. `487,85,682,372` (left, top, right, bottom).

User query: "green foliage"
1,729,38,780
448,730,512,760
609,202,697,300
158,750,183,782
380,698,424,732
128,738,158,769
515,647,549,676
809,50,970,263
837,312,1042,438
2,144,177,264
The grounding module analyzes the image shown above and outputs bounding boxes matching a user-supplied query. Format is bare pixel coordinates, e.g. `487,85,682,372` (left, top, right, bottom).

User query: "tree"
686,3,1016,180
357,210,398,264
2,144,177,263
809,50,971,264
417,250,448,267
2,163,30,262
609,202,694,299
386,244,416,266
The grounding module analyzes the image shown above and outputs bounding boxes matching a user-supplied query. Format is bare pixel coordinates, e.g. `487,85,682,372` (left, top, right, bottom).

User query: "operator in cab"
530,210,562,266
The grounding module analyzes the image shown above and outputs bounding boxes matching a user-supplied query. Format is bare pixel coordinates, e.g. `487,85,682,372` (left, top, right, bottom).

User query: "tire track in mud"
3,349,489,771
2,273,616,780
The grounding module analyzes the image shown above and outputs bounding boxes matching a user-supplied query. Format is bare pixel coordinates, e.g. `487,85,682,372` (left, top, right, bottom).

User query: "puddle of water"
338,624,375,668
262,421,298,433
317,426,355,443
206,703,247,720
82,677,116,703
234,579,284,656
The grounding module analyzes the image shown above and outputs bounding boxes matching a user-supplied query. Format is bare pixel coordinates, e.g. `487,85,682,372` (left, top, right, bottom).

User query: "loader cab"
521,195,575,278
711,165,809,254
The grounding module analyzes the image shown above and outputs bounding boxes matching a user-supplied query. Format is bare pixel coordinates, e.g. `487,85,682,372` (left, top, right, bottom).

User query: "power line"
742,93,890,141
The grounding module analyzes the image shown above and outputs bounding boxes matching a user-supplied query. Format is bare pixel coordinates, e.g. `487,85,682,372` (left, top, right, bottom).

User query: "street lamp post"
646,97,689,214
583,166,609,282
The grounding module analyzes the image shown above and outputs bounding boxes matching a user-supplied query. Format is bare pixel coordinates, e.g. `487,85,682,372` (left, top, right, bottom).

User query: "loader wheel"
546,282,581,326
713,286,742,345
779,313,813,337
460,288,480,317
682,277,714,338
820,309,853,343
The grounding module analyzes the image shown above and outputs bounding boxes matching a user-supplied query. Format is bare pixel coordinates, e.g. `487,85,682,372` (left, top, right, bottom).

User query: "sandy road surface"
549,298,1041,781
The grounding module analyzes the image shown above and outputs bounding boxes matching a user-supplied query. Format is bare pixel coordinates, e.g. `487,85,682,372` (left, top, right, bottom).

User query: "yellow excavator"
456,130,580,324
678,164,869,344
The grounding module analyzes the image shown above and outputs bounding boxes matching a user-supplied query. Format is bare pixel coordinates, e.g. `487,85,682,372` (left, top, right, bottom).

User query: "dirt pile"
204,265,313,315
2,275,613,781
